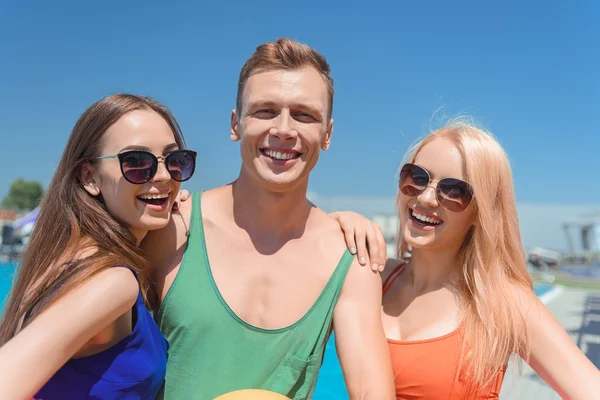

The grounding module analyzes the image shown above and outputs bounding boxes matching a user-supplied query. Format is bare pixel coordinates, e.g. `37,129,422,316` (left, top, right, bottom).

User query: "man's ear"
322,118,334,150
231,109,240,142
79,162,101,196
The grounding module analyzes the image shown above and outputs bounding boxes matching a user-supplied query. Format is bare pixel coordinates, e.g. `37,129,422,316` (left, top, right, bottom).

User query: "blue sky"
1,0,598,207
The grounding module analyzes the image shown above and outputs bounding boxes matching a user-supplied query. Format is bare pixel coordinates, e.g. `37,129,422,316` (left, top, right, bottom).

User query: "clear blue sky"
1,0,598,204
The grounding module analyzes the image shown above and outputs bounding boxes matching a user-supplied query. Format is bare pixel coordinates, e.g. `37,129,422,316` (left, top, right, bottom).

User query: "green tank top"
156,192,353,400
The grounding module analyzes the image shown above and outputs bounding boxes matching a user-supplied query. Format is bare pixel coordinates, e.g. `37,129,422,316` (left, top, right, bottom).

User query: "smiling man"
143,38,394,400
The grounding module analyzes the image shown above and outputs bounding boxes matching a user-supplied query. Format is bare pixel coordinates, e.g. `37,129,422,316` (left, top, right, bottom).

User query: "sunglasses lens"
437,178,473,212
166,150,196,182
400,164,429,196
121,151,155,184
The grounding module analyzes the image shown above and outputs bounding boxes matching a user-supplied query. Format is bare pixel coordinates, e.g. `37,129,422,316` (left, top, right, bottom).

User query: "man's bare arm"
333,258,395,399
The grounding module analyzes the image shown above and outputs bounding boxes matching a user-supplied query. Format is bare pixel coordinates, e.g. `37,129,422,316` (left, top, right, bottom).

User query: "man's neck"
229,169,312,253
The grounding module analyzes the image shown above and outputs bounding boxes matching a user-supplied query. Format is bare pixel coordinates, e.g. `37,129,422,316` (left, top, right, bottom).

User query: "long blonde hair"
397,120,533,386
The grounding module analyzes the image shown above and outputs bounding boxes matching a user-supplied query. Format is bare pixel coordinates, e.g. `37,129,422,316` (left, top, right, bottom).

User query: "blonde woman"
334,122,600,399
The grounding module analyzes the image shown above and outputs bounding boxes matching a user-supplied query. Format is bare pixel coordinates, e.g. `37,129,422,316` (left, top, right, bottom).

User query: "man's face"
231,67,333,192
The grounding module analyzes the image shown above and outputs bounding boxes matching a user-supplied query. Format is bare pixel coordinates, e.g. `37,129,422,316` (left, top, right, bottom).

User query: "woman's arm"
522,288,600,399
0,266,138,399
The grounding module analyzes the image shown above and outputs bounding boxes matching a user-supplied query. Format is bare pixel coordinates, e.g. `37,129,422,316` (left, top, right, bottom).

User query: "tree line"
2,179,44,211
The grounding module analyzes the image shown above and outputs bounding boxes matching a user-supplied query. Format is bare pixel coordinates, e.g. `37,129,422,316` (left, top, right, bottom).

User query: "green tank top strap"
190,190,202,237
312,249,353,349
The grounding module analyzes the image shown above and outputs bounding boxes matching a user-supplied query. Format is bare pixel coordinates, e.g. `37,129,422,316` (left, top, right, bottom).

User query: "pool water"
0,262,554,399
314,334,348,399
533,283,553,297
0,262,16,311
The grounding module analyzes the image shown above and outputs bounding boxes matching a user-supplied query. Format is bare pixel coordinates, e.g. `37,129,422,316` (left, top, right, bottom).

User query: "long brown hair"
0,94,186,344
397,120,533,387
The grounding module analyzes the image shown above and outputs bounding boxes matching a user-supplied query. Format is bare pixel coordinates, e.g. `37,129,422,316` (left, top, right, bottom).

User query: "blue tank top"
34,267,168,399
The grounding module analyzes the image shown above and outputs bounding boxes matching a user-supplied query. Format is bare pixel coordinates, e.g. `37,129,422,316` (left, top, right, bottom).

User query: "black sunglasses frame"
95,149,197,185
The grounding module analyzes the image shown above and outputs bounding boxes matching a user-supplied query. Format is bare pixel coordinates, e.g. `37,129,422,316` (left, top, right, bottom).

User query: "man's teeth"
138,193,169,200
264,149,296,160
412,210,442,225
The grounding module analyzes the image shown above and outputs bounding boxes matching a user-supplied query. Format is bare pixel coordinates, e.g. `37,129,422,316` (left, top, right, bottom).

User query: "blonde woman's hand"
330,211,386,272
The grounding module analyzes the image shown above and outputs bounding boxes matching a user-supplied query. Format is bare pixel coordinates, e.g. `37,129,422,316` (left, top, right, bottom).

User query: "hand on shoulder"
329,211,387,271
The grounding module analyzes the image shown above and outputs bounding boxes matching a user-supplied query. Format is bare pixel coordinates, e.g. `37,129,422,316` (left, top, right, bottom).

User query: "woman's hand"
172,189,190,212
330,211,387,272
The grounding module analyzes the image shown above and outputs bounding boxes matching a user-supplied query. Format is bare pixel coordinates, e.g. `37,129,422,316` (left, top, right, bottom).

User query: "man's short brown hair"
236,37,334,120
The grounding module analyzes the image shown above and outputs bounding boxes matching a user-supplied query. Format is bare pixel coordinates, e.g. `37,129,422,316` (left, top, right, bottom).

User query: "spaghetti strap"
382,263,406,295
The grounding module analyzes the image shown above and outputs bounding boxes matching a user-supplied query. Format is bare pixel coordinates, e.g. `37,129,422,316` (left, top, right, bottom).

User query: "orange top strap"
382,262,406,295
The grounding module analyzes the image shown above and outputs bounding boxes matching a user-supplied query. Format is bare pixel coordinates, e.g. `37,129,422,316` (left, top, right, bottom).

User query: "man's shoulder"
175,187,229,224
306,207,379,288
199,186,228,200
308,206,347,251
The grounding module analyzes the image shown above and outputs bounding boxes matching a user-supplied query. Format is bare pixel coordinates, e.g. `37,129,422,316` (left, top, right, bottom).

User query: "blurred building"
372,214,399,257
562,210,600,263
0,209,17,245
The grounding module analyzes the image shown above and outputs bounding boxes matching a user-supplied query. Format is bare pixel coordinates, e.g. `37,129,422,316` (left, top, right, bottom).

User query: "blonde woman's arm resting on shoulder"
333,258,395,399
0,267,138,400
521,287,600,399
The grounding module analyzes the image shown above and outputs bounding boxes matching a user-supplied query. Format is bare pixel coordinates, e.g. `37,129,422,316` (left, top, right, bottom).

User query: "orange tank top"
383,264,505,399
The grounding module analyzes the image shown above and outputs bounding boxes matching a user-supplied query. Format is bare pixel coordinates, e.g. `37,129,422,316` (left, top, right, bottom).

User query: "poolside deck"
500,287,600,399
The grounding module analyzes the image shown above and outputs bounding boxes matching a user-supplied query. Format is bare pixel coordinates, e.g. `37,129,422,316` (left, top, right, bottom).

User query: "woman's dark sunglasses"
94,149,197,184
399,163,474,212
